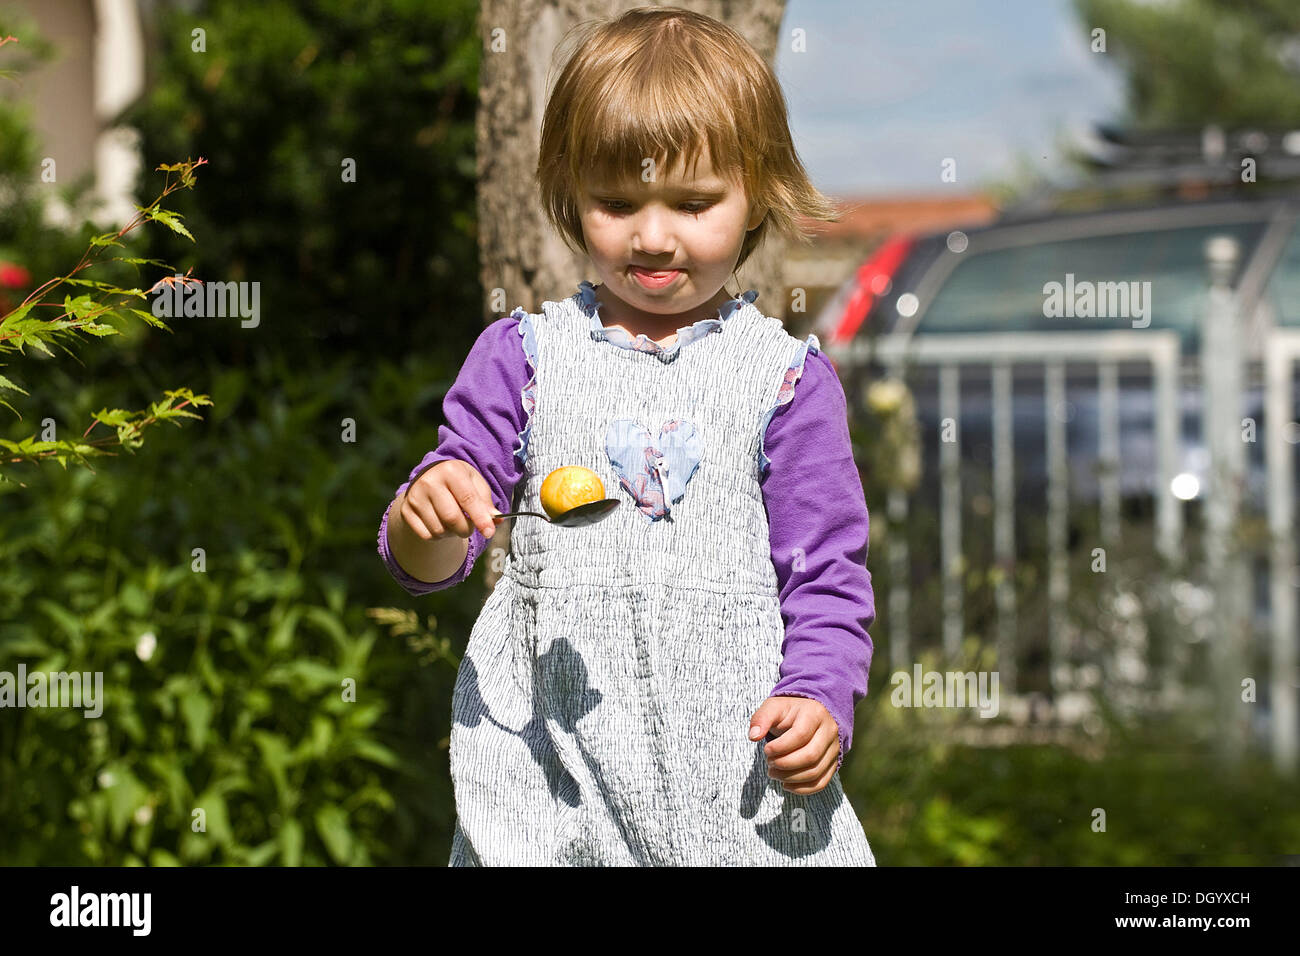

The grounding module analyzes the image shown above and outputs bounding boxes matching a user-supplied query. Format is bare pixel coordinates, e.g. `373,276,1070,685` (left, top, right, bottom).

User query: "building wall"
2,0,143,227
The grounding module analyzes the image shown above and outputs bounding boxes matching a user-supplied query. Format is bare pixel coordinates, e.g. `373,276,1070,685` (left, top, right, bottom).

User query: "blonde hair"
536,5,840,281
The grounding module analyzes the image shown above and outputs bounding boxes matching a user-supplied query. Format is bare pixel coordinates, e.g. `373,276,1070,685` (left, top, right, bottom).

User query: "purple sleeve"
377,315,530,595
760,347,876,772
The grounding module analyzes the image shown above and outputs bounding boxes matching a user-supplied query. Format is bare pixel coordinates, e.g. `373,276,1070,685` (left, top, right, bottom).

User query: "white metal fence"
826,252,1299,774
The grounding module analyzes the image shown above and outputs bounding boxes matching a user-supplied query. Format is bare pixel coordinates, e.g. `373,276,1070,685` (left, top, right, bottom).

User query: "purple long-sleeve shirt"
378,315,876,769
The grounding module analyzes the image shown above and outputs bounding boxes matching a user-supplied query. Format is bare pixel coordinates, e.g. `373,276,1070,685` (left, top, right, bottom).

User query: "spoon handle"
491,510,550,522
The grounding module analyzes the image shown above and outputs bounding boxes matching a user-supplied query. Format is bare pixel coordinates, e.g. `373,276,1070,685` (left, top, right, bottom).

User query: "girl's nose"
631,207,676,255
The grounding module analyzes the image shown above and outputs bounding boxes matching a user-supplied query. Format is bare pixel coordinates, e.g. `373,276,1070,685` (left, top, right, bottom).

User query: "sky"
777,0,1130,197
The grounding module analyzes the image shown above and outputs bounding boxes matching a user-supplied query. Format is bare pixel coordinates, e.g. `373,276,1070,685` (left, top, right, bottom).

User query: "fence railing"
833,331,1182,701
828,294,1298,774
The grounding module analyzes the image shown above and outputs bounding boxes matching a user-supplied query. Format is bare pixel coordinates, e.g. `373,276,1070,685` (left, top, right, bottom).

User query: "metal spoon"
491,498,621,528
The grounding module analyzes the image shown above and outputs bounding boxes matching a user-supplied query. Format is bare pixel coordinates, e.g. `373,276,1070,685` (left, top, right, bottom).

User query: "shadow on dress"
455,638,836,861
740,735,839,858
453,638,608,808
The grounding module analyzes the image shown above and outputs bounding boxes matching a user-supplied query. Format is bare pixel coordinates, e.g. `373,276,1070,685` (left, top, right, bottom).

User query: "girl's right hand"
399,459,498,541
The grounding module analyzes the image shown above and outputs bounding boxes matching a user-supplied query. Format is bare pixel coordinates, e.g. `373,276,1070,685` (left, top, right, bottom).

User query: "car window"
1263,220,1300,327
917,220,1269,347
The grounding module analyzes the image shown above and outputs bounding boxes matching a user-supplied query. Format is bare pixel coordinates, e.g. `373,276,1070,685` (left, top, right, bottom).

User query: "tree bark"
477,0,788,591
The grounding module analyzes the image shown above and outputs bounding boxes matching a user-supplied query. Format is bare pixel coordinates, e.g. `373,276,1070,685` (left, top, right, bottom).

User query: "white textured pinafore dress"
448,281,876,866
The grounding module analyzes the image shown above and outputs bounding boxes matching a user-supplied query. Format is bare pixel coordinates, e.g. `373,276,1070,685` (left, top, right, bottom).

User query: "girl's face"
576,147,766,331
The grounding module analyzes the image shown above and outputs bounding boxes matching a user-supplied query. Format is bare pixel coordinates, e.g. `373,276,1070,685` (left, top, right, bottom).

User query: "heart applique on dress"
604,419,702,520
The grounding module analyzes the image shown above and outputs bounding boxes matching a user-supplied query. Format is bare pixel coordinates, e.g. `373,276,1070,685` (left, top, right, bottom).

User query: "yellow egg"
539,466,606,520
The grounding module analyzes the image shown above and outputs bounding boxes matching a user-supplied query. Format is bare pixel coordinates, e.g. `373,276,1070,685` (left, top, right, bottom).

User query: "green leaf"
304,606,351,651
92,407,134,427
22,334,55,358
63,293,104,321
104,768,147,840
279,818,303,867
192,790,232,846
0,374,28,395
251,730,293,803
268,606,302,654
77,321,120,337
127,307,170,330
112,256,169,269
305,713,333,759
144,754,191,818
147,208,194,242
265,659,340,693
0,302,33,323
345,701,385,730
314,805,353,864
243,840,279,867
349,738,401,769
36,598,82,639
62,277,147,298
180,692,213,751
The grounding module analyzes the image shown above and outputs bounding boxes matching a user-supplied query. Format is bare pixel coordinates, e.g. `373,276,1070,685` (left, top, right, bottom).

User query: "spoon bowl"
492,498,621,528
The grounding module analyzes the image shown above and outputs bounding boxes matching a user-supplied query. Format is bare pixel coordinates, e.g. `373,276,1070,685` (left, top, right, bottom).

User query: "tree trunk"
477,0,788,591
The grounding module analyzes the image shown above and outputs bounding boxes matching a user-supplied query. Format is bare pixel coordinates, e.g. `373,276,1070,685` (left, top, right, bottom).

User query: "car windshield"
918,219,1270,348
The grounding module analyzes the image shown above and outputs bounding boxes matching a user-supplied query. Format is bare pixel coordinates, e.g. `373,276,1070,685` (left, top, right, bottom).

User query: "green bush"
119,0,482,364
0,345,489,864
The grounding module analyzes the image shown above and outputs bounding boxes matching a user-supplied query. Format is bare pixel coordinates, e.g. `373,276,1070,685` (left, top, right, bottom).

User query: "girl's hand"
747,696,840,795
399,459,498,541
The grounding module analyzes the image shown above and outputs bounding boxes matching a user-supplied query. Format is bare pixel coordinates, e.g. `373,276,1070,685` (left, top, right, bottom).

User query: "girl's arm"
759,345,876,772
378,314,531,595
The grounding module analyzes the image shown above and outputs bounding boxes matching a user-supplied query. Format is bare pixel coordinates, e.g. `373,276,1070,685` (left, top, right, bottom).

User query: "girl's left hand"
747,696,840,795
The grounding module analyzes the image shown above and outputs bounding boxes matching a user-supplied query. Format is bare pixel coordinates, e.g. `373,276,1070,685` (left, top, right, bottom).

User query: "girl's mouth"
629,267,682,289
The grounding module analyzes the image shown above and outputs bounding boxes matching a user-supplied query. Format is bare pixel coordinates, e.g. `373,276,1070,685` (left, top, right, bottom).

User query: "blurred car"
814,190,1300,508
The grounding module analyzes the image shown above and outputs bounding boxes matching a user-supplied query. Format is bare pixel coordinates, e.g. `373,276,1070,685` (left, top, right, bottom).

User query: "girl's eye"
599,201,712,214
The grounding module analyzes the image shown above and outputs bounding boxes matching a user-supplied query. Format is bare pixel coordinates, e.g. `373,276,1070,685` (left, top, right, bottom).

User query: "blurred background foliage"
1,0,483,865
122,0,482,364
1077,0,1300,128
1,0,1297,866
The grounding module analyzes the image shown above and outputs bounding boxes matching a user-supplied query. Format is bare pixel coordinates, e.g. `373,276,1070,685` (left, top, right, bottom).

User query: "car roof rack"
1002,123,1300,219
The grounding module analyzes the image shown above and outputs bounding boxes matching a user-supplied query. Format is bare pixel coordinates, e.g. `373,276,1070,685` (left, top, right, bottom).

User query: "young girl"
378,6,877,866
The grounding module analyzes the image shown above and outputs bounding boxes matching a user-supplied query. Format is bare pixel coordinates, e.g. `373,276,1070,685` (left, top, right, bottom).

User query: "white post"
992,362,1017,693
940,363,964,663
1201,234,1251,765
1265,334,1299,775
1046,360,1069,694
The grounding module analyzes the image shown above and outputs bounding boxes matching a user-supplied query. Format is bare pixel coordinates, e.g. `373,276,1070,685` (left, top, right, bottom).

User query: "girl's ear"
747,203,767,231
